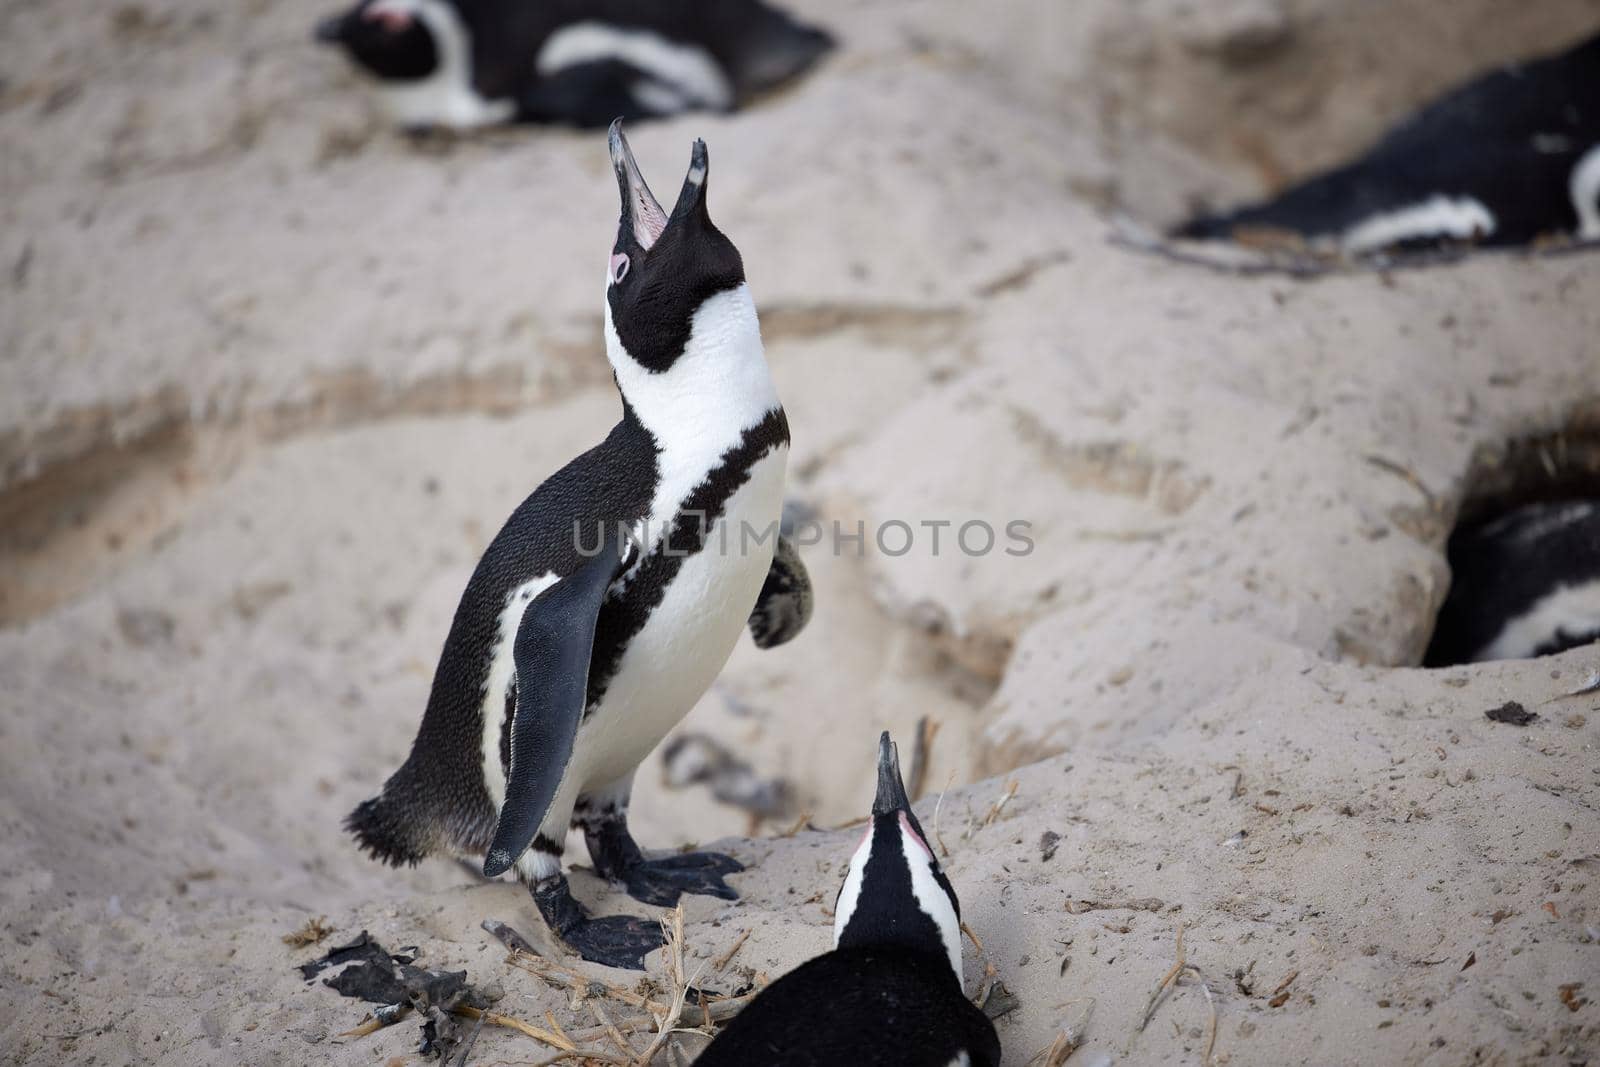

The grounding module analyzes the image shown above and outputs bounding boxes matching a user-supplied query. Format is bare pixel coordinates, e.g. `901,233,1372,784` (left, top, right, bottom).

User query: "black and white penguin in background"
347,121,813,969
313,0,834,131
1424,499,1600,666
1174,29,1600,256
696,733,1002,1067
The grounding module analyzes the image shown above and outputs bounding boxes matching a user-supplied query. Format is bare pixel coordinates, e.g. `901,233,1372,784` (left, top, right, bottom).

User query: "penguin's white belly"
575,446,789,791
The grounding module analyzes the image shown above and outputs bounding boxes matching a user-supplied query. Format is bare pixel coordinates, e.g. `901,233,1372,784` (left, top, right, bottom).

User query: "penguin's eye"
610,253,630,285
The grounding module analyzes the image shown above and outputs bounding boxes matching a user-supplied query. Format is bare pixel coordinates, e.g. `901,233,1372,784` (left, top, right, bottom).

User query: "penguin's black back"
347,406,659,865
695,947,1000,1067
1176,29,1600,246
1424,499,1600,666
458,0,833,120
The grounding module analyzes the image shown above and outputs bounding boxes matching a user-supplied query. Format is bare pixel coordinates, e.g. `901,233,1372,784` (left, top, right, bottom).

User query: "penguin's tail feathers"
346,775,439,868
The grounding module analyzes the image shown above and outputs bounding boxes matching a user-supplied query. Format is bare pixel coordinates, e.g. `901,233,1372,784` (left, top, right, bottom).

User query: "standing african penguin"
695,733,1002,1067
1174,29,1600,256
314,0,834,131
347,121,813,969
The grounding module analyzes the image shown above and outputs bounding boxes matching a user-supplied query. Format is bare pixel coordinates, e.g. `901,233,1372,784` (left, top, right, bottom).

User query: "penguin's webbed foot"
620,850,743,907
557,913,665,971
531,873,664,971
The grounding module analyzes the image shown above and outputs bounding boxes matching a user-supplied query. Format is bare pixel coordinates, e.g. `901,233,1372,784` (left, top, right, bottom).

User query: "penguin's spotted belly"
580,446,789,790
479,443,789,836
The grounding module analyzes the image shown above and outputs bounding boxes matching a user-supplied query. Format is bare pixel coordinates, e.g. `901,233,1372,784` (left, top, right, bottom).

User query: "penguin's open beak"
608,119,669,251
871,731,912,818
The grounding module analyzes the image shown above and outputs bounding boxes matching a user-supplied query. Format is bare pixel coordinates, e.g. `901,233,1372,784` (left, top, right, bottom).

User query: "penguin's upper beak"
871,731,912,818
609,119,669,251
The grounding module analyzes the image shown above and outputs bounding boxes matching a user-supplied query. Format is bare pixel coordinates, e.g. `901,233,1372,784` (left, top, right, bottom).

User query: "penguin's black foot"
579,815,743,906
620,850,744,907
556,913,665,971
531,873,663,971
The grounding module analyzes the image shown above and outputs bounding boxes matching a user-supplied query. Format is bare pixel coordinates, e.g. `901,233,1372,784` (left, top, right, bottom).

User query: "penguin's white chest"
577,444,789,790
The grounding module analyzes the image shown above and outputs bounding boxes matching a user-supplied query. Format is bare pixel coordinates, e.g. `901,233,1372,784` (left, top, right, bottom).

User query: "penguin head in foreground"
604,120,752,382
833,732,965,985
314,0,439,83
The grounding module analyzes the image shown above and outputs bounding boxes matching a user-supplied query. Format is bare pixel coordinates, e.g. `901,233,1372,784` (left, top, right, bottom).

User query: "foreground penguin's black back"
694,947,1000,1067
1175,29,1600,248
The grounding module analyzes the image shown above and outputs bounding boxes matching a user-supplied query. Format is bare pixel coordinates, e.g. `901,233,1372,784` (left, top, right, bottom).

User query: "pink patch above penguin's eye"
610,253,630,284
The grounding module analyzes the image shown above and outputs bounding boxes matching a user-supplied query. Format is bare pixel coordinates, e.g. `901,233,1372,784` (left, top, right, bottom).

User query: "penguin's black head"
833,732,965,985
314,0,438,82
604,120,748,376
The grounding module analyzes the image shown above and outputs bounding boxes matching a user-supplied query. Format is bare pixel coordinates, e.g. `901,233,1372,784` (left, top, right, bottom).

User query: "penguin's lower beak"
871,731,912,817
609,119,669,251
314,14,347,43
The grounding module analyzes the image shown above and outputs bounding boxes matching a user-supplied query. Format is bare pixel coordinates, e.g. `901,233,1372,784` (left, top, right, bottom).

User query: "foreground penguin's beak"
872,731,912,817
608,119,669,250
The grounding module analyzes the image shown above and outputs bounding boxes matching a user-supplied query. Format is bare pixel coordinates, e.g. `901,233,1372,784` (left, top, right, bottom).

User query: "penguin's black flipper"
747,535,812,649
483,530,628,877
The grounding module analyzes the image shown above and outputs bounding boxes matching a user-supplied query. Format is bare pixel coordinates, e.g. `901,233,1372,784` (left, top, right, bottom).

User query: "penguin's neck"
606,284,782,496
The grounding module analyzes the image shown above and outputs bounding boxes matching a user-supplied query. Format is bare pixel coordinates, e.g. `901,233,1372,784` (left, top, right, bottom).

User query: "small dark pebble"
1485,701,1537,727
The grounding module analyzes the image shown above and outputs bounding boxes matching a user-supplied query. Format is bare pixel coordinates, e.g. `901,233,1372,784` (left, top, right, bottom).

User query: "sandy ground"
3,0,1600,1064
